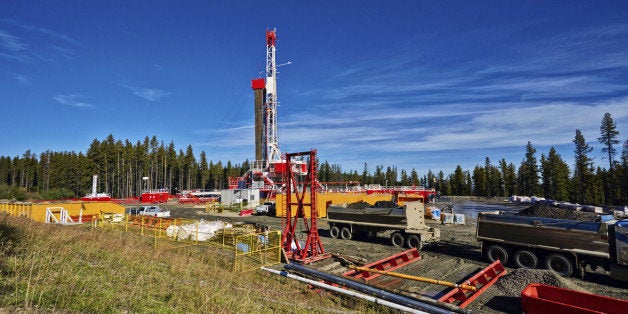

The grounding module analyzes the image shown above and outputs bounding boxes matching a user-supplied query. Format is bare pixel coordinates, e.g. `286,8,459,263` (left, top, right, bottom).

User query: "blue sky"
1,1,627,176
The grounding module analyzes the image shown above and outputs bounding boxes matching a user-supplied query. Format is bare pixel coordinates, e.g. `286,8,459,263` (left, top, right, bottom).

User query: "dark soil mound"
347,201,371,209
373,200,399,208
516,204,596,221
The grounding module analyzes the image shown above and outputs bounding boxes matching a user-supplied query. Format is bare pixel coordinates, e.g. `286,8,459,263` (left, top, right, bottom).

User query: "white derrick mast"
265,29,281,167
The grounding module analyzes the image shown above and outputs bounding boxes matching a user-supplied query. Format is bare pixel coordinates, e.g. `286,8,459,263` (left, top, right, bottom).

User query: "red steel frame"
342,248,422,281
281,150,329,263
438,259,507,308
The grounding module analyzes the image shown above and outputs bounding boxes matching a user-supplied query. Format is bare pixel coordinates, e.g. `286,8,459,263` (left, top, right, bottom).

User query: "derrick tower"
252,29,282,169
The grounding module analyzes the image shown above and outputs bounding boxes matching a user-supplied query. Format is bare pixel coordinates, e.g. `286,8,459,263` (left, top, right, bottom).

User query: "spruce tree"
541,147,570,201
517,142,540,196
621,140,628,204
572,129,594,204
597,112,620,204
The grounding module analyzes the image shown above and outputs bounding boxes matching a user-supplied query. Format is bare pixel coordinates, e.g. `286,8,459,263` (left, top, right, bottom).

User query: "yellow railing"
233,230,282,272
93,214,282,272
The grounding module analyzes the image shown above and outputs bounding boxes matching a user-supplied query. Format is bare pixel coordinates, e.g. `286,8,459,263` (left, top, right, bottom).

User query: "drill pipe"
284,263,455,314
348,265,477,292
261,267,426,314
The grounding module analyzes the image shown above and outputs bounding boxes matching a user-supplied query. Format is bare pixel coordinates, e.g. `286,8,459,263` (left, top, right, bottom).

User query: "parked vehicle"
255,201,276,216
476,212,628,281
127,205,171,218
326,201,440,249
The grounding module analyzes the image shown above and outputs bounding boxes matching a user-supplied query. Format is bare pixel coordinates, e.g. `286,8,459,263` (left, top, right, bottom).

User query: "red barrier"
521,283,628,314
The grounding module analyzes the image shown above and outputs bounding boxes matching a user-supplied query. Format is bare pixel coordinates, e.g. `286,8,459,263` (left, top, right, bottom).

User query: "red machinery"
281,150,329,263
521,283,628,313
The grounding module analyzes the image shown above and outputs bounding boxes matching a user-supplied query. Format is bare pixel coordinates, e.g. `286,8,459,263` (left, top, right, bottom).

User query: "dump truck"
326,201,440,249
476,212,628,281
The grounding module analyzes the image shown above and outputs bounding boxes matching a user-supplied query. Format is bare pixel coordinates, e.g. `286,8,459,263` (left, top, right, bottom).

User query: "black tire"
545,254,574,277
340,227,353,240
514,250,539,269
406,234,423,250
390,232,405,247
330,225,340,239
486,244,509,265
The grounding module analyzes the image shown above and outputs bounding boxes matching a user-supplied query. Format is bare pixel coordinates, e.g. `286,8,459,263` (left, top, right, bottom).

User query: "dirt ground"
165,201,627,313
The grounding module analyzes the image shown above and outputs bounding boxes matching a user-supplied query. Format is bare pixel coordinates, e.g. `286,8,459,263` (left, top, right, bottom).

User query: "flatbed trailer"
326,201,440,249
476,213,628,281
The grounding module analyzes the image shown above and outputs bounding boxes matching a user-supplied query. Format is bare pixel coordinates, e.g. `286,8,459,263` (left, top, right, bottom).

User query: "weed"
0,215,385,313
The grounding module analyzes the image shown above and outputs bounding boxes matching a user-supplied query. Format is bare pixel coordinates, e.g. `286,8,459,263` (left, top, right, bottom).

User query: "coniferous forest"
1,113,626,206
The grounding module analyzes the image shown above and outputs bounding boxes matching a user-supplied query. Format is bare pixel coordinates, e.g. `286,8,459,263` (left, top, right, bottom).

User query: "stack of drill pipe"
285,263,468,314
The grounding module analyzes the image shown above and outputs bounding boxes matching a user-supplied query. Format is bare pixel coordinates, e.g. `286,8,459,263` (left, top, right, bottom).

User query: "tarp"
166,220,233,241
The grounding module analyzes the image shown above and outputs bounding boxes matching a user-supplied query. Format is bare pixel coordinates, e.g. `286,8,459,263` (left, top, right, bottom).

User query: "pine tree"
499,159,517,197
572,129,594,204
540,147,570,201
450,165,466,195
410,168,419,186
472,165,487,196
597,112,620,204
621,140,628,204
517,142,540,196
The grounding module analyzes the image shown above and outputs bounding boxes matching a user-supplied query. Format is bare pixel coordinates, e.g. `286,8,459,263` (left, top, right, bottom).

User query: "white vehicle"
133,205,171,218
255,201,276,215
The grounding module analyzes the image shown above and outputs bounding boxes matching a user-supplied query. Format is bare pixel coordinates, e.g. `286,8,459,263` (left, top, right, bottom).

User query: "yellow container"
0,201,125,223
275,192,393,218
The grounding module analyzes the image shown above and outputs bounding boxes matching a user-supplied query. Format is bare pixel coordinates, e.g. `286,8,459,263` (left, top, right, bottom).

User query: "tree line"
1,113,626,206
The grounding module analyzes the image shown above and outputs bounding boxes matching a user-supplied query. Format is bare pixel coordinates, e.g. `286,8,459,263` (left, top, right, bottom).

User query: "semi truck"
326,201,440,249
476,212,628,281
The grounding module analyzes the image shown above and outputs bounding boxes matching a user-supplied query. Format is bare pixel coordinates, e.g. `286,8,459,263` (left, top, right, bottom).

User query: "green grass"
0,214,388,313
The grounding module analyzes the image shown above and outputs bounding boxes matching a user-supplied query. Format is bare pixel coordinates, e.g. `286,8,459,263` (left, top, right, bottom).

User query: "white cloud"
0,19,80,46
121,84,171,102
0,21,79,63
0,30,28,51
134,88,170,102
14,74,29,85
53,94,94,108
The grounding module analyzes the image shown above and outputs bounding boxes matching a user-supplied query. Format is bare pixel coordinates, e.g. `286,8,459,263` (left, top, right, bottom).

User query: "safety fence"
0,201,282,272
233,231,282,272
93,214,282,272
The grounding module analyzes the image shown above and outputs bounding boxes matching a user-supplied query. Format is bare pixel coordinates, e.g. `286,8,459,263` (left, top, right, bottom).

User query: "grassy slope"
0,214,384,313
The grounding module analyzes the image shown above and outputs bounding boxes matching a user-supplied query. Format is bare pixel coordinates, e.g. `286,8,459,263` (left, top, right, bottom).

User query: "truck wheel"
406,234,422,250
330,226,340,239
545,254,573,277
514,250,538,269
486,244,509,265
390,232,405,247
340,227,353,240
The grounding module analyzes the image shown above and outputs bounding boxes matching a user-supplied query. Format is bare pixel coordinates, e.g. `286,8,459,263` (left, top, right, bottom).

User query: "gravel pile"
471,268,589,313
346,200,400,209
516,204,596,221
373,200,399,208
347,201,372,209
493,269,588,296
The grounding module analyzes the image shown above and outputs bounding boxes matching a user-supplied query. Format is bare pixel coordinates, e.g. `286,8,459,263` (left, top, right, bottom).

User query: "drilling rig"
231,29,305,198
